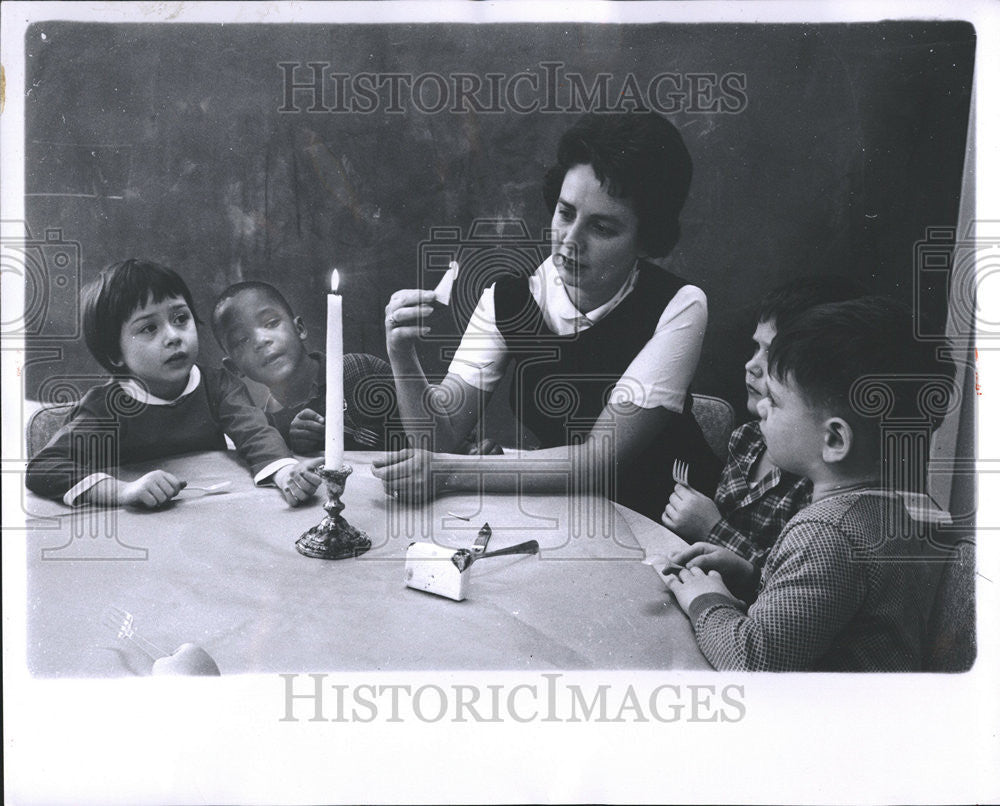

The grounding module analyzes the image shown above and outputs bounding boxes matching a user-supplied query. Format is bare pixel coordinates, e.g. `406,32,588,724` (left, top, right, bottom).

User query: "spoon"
178,481,232,497
450,539,539,572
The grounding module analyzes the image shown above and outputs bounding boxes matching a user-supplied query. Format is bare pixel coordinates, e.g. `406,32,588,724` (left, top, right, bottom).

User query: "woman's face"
550,163,643,312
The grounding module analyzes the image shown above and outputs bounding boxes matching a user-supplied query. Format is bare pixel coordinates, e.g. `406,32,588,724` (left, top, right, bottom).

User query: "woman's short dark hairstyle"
542,111,693,258
82,259,199,374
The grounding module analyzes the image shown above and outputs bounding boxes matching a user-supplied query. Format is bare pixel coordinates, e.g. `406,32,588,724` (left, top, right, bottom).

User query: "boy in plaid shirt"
663,277,863,592
665,297,947,671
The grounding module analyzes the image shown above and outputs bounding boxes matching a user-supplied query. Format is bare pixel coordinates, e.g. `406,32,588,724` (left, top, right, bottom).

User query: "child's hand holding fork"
288,409,325,454
661,483,723,540
289,408,383,453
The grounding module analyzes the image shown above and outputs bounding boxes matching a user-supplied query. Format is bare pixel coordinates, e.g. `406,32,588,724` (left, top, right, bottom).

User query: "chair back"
691,394,735,461
26,403,76,458
924,537,976,671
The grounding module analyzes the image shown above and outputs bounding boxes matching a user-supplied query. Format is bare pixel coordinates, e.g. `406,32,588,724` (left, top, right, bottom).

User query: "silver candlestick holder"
295,465,371,560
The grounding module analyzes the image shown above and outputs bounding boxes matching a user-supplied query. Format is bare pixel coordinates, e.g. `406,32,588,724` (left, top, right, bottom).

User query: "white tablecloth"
23,450,710,675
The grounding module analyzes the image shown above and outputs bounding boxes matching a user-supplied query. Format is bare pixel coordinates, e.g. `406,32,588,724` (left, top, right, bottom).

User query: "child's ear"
294,316,308,342
822,417,853,464
221,356,243,377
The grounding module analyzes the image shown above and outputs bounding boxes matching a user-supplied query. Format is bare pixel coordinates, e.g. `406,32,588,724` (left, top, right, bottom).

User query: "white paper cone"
433,260,459,305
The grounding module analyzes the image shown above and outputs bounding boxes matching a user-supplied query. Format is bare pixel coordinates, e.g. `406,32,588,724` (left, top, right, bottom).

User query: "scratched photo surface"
18,18,976,675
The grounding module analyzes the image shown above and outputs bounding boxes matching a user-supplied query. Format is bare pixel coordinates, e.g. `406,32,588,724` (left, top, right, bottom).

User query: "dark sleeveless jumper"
493,262,721,521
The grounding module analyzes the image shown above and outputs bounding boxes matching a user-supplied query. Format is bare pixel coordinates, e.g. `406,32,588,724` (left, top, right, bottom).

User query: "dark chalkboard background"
24,21,974,430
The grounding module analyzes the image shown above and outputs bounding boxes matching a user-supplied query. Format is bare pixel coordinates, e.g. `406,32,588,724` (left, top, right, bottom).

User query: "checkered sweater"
689,490,940,671
706,421,812,568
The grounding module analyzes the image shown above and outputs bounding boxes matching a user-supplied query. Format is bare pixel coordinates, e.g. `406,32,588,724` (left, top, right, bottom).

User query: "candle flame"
331,269,340,293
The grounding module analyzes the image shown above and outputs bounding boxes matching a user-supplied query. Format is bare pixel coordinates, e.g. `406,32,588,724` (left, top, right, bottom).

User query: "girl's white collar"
119,365,201,405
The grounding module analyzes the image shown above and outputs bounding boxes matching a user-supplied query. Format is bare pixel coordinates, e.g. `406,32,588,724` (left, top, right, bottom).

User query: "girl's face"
550,163,643,312
117,294,198,399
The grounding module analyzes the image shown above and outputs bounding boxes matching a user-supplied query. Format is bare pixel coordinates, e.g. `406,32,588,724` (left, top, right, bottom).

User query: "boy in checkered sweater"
663,277,864,584
666,297,947,671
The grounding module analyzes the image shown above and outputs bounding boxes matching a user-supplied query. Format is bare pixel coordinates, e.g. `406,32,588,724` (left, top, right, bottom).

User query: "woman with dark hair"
375,111,720,520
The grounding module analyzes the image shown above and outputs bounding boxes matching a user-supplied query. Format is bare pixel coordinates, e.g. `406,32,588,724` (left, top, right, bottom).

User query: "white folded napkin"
433,260,460,305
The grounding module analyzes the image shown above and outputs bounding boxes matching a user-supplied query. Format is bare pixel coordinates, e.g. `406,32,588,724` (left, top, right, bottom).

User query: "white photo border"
2,2,998,804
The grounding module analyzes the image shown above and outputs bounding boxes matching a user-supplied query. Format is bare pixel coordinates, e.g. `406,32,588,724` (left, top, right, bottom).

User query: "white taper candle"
325,269,344,469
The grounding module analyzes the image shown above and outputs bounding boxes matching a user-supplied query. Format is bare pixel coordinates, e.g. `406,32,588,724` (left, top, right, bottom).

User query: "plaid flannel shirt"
706,421,812,568
689,490,941,671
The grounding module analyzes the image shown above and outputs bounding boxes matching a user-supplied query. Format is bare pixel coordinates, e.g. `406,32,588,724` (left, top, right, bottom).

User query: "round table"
24,450,711,674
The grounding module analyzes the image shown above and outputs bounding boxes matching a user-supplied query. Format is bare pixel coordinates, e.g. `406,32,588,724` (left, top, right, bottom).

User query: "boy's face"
117,294,198,399
756,371,825,478
744,318,777,416
216,288,308,388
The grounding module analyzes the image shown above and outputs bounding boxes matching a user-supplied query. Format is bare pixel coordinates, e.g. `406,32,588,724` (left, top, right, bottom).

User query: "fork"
345,422,381,448
101,606,166,660
672,459,690,487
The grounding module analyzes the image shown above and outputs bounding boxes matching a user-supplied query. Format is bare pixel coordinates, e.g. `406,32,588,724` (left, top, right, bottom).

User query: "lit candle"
325,269,344,469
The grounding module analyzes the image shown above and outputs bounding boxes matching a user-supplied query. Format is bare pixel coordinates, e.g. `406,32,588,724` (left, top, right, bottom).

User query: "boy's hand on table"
288,408,325,454
372,447,436,502
668,542,757,599
116,471,187,509
664,567,743,617
661,483,722,540
274,457,323,506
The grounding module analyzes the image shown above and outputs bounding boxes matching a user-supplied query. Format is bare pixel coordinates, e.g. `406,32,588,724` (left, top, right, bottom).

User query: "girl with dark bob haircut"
82,259,201,375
